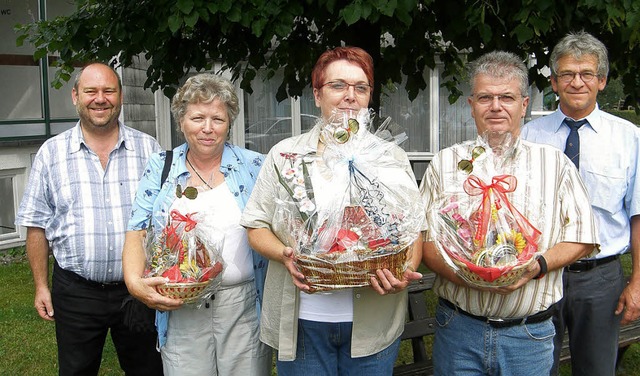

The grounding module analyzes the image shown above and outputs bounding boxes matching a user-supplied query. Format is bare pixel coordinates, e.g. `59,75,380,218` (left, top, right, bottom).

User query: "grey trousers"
551,259,625,376
161,280,272,376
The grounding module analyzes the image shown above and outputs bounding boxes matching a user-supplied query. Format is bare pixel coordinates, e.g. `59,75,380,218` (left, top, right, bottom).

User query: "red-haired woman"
241,46,424,375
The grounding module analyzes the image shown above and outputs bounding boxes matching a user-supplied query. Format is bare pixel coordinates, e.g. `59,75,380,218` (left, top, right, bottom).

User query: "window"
0,172,19,241
243,71,294,154
241,67,453,181
379,76,432,153
0,0,78,140
169,63,481,183
438,80,475,150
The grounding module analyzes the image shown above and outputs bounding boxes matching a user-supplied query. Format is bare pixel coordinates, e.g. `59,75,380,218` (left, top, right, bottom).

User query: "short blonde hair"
171,73,239,128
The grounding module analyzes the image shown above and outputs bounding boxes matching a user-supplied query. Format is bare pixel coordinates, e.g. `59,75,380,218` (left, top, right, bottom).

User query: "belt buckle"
565,263,583,273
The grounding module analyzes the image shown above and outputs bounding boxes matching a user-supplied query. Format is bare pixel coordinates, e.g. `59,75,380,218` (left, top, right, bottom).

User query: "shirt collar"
556,104,602,133
69,121,128,153
179,143,242,175
220,143,240,173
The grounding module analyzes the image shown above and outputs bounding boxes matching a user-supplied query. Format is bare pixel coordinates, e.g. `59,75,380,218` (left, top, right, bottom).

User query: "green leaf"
33,48,47,61
529,16,550,34
227,5,242,22
168,14,183,33
218,0,233,13
396,9,412,26
275,21,292,37
379,0,397,17
176,0,194,15
479,24,492,44
325,0,337,13
206,2,219,13
15,33,27,47
512,23,534,44
198,7,210,22
184,10,199,27
252,18,268,37
361,2,373,20
341,4,362,25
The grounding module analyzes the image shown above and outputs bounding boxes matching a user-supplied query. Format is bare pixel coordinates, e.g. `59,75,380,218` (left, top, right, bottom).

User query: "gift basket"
427,132,542,288
145,208,224,303
274,109,424,291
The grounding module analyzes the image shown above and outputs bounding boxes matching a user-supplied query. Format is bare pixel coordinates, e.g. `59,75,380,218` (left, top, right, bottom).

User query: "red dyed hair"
311,46,374,90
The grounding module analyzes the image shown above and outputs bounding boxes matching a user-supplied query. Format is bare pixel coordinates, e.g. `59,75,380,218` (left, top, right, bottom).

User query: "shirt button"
355,293,361,299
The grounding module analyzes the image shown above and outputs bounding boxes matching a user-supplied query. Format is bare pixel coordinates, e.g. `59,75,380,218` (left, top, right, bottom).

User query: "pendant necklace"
186,155,214,190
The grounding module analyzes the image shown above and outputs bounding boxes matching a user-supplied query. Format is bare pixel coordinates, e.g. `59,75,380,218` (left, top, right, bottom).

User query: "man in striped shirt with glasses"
421,50,599,376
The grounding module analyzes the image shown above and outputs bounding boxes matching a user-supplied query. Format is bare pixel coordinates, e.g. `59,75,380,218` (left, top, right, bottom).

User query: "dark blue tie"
564,118,587,169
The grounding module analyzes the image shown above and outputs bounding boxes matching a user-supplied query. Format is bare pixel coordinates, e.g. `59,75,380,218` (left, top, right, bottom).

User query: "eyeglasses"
176,184,198,199
472,93,522,106
457,146,486,174
321,81,371,96
555,71,599,83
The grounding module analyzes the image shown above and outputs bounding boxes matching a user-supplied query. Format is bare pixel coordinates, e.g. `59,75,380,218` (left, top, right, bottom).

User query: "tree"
15,0,640,108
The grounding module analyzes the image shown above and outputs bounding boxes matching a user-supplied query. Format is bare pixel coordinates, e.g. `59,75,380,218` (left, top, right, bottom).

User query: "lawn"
1,254,639,375
0,259,121,375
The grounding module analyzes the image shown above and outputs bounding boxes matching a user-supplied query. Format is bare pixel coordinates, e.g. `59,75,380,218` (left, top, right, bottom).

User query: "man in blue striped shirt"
15,62,163,375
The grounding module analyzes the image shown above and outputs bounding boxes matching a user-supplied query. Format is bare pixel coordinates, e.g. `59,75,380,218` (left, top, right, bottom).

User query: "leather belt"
565,254,619,273
439,298,555,328
54,261,126,289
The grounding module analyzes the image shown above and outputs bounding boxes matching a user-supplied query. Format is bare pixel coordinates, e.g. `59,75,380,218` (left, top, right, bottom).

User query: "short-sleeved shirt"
240,124,424,360
15,122,161,282
522,106,640,258
420,136,599,318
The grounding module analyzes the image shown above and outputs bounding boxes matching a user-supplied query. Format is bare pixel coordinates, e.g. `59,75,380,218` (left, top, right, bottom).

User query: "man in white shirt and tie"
522,31,640,376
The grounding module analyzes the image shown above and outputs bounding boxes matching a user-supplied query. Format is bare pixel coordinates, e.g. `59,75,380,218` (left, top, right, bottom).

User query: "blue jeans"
433,299,555,376
277,319,401,376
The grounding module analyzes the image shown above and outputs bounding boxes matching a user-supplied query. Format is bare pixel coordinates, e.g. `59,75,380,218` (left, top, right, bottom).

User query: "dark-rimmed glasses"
458,146,486,173
176,184,198,199
321,81,371,96
555,71,599,83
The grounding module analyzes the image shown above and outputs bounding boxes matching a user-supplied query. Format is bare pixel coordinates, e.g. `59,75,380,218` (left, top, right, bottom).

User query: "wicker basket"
296,246,409,292
451,255,537,288
156,281,210,303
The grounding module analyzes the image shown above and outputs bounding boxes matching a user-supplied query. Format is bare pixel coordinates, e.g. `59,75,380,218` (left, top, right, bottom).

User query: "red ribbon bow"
463,174,540,254
169,209,198,232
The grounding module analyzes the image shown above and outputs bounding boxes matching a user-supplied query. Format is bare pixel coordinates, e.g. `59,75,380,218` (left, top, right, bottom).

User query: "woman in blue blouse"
122,73,271,375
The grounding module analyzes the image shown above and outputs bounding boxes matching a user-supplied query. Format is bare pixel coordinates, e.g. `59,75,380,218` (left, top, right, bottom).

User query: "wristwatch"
533,255,548,280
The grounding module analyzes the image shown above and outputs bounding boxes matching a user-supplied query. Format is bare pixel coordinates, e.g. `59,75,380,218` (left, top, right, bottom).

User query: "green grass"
0,260,121,375
2,255,639,375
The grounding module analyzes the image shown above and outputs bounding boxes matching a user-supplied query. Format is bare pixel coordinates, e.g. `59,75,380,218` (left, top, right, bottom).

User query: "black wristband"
534,255,548,280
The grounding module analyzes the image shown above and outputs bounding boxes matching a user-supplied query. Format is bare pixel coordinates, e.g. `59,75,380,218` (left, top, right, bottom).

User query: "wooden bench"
393,274,640,375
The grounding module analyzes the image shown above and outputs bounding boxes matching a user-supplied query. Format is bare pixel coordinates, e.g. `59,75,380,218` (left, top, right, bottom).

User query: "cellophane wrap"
145,208,225,304
274,109,423,291
427,132,543,287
